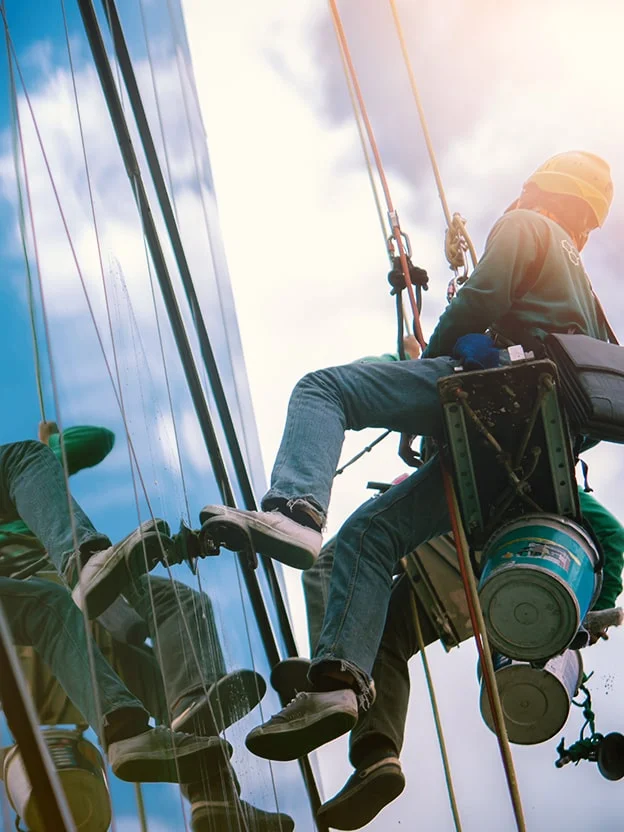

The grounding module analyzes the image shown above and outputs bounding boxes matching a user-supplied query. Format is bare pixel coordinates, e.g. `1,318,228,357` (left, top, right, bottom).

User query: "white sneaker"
72,520,173,619
107,726,230,783
171,669,267,735
199,506,321,570
245,689,358,761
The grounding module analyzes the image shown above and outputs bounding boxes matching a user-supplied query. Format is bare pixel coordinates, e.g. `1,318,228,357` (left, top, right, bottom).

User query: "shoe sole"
200,509,318,570
113,742,226,783
245,706,357,761
318,766,405,830
78,529,170,619
172,670,267,735
192,804,295,832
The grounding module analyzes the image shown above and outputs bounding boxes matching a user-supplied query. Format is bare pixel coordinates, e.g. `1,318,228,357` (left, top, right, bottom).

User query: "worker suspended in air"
0,423,293,832
185,151,618,760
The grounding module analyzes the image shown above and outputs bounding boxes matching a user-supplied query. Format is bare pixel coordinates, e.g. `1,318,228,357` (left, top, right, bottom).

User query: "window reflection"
0,0,317,828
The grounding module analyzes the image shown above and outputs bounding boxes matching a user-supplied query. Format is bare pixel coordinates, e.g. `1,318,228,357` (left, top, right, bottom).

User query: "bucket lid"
480,566,579,661
480,662,571,744
3,734,111,832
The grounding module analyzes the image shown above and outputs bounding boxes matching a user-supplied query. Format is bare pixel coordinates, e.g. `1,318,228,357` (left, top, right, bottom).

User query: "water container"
478,514,600,660
479,650,583,745
3,728,111,832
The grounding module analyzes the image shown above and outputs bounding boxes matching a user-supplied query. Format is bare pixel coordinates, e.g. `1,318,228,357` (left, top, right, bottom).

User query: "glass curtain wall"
0,0,317,829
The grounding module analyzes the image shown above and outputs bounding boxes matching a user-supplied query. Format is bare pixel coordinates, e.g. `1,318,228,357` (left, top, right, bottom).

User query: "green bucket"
3,729,111,832
478,514,601,661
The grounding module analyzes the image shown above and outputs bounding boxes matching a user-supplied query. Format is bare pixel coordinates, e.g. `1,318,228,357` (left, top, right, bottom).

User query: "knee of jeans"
297,366,344,397
18,439,54,459
295,369,321,390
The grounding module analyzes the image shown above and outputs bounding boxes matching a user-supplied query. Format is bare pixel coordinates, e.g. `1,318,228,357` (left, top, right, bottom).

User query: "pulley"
387,256,429,299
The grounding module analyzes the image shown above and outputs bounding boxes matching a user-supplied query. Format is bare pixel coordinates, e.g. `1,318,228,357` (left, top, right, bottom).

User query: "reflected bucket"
3,729,111,832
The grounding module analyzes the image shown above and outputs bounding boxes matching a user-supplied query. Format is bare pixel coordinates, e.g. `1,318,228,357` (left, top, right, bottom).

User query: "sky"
1,1,624,831
0,0,315,829
180,0,624,830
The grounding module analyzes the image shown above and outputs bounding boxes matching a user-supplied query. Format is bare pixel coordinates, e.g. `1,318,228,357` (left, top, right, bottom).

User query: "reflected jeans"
125,575,227,714
0,441,110,573
261,358,457,698
303,537,438,765
0,576,145,735
0,572,229,738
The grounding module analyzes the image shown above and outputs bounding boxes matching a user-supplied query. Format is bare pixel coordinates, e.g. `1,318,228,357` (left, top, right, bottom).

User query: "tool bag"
545,332,624,442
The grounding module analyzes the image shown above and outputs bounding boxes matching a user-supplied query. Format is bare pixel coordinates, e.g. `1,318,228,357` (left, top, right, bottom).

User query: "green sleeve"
423,213,539,358
357,352,401,364
48,426,115,476
579,488,624,610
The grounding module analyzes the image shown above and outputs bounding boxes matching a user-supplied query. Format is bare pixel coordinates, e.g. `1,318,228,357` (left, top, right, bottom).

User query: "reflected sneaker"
107,726,231,783
199,505,321,570
245,689,358,761
171,669,267,736
191,799,295,832
72,519,173,619
317,756,405,829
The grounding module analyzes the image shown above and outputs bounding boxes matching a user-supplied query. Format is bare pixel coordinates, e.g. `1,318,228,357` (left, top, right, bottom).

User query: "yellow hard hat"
525,151,613,227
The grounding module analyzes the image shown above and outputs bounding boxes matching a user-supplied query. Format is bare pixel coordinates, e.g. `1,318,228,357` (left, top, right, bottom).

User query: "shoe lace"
271,691,307,719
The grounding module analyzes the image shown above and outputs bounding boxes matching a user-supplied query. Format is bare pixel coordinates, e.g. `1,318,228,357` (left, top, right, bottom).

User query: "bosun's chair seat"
437,358,579,551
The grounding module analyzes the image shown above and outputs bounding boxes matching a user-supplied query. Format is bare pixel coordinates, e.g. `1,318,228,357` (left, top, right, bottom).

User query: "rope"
327,0,426,351
55,12,200,808
386,0,477,276
10,9,210,811
6,35,45,423
2,7,110,799
134,1,278,820
134,783,149,832
402,563,462,832
332,24,389,258
441,462,526,831
334,430,392,476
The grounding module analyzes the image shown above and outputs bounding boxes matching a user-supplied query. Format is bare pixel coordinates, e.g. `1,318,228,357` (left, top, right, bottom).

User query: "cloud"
183,0,624,829
3,1,624,829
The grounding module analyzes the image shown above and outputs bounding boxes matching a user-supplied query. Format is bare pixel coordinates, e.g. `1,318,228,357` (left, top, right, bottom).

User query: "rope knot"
444,213,472,272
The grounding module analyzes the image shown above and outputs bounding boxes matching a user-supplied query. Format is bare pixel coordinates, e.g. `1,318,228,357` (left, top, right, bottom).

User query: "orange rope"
441,462,526,832
327,0,427,351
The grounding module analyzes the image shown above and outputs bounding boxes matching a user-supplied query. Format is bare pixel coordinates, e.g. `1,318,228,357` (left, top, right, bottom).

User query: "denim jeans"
262,358,457,700
1,571,231,739
303,538,438,765
0,576,145,734
0,441,110,573
125,575,227,713
263,357,457,517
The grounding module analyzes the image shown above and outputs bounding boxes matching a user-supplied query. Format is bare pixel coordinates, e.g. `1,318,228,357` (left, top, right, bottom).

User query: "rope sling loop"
555,674,606,770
